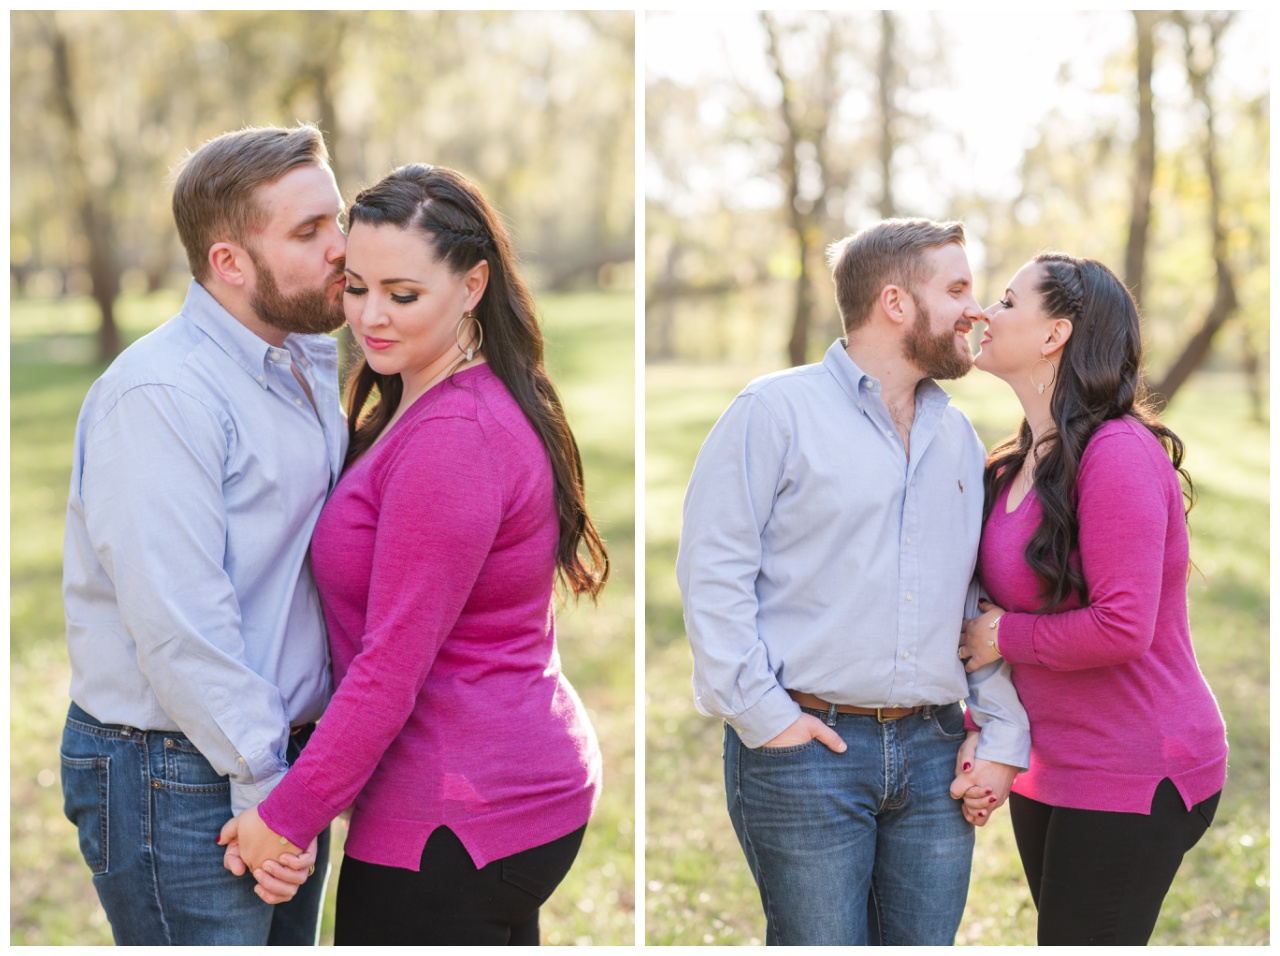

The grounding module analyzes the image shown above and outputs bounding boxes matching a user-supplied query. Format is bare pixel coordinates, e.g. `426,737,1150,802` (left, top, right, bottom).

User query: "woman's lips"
364,336,395,351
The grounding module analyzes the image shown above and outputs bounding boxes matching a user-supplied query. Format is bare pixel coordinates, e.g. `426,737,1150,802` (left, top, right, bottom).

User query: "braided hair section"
1034,252,1086,320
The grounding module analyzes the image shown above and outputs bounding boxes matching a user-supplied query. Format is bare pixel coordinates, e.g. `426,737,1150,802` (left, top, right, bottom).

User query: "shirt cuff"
728,684,804,749
230,768,285,818
972,716,1031,771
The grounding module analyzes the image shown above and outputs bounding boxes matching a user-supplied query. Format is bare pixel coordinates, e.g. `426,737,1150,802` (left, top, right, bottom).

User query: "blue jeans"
724,703,975,946
60,701,330,945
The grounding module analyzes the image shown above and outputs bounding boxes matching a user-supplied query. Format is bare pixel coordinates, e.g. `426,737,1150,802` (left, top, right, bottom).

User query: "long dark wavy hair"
983,252,1194,610
342,164,608,602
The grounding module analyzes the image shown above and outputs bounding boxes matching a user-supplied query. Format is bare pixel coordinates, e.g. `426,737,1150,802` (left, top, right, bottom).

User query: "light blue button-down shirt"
62,279,347,813
677,340,1030,767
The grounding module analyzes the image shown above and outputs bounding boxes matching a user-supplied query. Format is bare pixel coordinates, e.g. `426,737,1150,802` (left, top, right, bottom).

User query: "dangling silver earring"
456,311,484,362
1030,357,1056,395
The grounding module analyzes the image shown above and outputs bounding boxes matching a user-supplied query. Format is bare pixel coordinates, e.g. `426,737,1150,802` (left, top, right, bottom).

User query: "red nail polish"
963,762,972,771
978,810,986,817
985,789,993,795
989,796,997,803
215,835,222,844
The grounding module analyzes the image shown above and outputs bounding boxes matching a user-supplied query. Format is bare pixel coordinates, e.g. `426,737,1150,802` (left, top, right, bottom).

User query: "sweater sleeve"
258,415,502,847
997,424,1173,671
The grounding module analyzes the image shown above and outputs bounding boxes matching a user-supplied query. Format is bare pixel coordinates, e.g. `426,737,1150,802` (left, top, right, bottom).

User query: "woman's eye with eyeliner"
344,286,367,296
391,293,419,304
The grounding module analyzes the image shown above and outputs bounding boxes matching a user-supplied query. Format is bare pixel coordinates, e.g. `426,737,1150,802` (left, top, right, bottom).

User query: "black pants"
334,824,586,946
1009,778,1220,945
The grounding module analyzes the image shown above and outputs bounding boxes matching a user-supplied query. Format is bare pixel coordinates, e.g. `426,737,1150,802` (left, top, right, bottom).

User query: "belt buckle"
876,708,895,723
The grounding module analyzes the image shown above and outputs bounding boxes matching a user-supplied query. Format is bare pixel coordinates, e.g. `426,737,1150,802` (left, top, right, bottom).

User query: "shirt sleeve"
997,428,1171,671
80,385,291,814
258,415,501,847
675,393,801,748
960,579,1032,769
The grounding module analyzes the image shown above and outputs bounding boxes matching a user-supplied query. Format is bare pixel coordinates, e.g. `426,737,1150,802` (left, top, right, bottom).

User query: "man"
676,218,1032,946
59,124,348,945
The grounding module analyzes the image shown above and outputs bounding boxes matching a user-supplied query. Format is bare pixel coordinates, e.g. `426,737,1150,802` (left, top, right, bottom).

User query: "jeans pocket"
160,736,230,794
926,703,967,742
754,738,821,756
60,753,110,874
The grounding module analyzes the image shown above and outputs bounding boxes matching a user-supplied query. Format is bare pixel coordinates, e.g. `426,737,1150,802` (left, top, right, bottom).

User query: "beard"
247,249,346,336
902,295,973,381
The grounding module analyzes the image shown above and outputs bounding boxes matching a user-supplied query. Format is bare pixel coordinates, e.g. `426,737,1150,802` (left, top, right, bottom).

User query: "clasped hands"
949,729,1017,826
217,806,317,905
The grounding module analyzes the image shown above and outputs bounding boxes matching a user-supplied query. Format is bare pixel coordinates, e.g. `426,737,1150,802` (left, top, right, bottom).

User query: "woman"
958,252,1226,945
223,164,607,944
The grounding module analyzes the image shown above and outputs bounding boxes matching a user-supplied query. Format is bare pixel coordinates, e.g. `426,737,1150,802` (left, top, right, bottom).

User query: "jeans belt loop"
825,702,839,727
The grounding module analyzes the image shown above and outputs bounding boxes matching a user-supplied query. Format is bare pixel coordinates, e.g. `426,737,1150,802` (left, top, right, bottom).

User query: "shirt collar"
182,279,335,388
823,338,954,411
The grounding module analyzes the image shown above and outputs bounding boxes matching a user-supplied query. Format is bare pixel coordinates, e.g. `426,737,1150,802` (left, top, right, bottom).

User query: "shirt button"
257,374,265,383
905,536,911,545
295,398,304,406
903,651,910,660
237,756,246,764
905,592,913,602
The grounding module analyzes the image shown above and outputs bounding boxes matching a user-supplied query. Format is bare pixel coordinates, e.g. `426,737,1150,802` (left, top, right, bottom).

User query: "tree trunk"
762,13,816,367
1239,327,1264,423
876,12,898,218
1150,13,1238,410
1123,10,1158,303
47,15,121,362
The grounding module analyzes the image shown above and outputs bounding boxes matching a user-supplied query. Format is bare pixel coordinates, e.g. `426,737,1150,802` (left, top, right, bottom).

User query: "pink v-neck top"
258,364,601,869
980,416,1226,814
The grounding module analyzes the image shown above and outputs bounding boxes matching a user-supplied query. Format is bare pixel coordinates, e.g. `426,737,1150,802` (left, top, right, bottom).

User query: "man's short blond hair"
827,218,966,333
171,124,329,282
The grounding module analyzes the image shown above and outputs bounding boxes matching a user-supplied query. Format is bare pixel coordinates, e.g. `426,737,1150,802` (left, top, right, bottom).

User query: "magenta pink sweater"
258,364,601,869
980,416,1226,814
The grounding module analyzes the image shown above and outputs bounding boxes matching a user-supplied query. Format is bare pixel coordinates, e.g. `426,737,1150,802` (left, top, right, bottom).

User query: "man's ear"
879,283,910,328
208,242,250,288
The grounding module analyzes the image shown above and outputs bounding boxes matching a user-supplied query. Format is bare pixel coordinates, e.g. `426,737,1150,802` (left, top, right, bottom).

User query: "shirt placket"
264,347,319,421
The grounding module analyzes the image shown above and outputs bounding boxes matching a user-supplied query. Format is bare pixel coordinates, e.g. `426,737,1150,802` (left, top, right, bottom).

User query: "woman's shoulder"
1079,415,1178,485
1085,415,1165,451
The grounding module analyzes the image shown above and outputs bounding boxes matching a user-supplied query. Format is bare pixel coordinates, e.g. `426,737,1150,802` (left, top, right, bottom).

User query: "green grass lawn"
644,358,1269,946
9,288,635,946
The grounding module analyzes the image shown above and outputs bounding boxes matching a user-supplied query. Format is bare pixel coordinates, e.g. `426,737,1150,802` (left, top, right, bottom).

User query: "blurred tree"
761,12,834,367
1124,10,1162,303
10,11,635,358
45,13,120,361
1149,11,1239,410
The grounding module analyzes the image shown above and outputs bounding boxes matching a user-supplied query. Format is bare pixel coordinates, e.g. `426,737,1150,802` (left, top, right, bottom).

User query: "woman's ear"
464,260,490,310
1043,318,1073,358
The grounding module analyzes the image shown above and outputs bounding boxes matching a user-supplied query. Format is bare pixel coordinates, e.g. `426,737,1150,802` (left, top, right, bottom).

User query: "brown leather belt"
787,689,923,723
